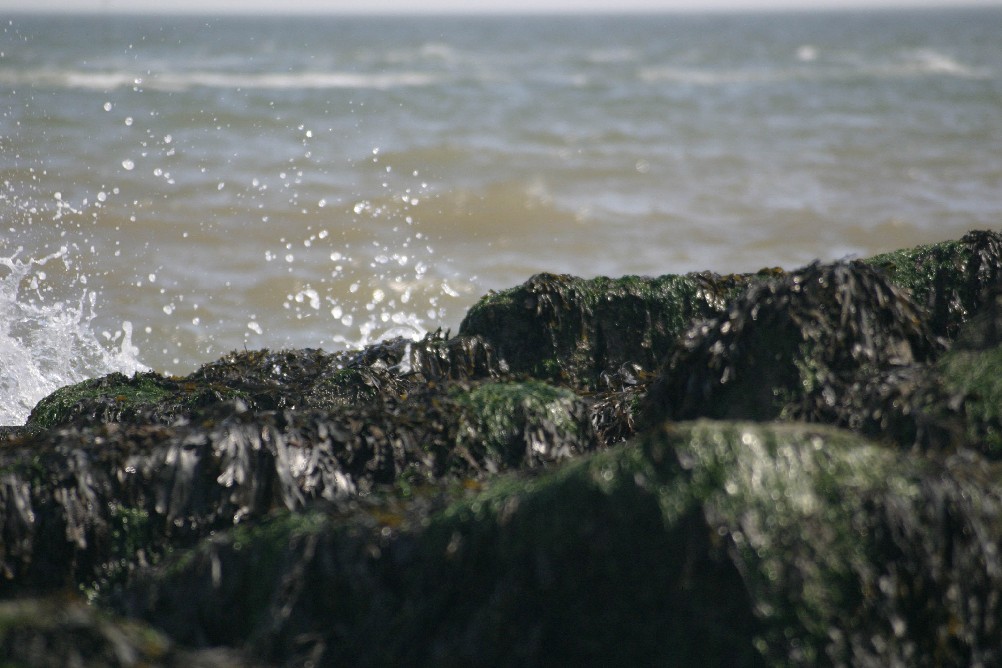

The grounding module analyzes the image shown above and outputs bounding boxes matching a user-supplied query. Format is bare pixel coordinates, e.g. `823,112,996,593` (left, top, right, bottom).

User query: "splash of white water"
0,247,147,425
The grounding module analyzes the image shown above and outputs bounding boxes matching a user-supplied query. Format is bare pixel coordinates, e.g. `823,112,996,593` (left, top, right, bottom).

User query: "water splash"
0,247,147,425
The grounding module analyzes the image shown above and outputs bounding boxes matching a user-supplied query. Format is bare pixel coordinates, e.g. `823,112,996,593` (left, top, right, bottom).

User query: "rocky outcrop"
3,230,1002,665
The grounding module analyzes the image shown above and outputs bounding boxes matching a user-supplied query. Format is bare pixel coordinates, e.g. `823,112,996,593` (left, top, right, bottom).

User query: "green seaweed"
129,419,1002,666
939,344,1002,456
867,230,1002,339
450,380,596,472
26,372,174,429
459,271,753,388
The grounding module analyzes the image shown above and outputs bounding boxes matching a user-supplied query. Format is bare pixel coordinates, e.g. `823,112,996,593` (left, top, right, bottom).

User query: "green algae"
121,419,1002,665
867,230,1002,340
451,380,595,471
459,271,753,387
938,344,1002,456
27,372,175,429
643,260,942,433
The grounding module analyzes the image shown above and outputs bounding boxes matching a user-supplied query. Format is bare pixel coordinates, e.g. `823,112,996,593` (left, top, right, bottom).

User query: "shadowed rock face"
118,421,1002,667
4,230,1002,665
0,596,256,668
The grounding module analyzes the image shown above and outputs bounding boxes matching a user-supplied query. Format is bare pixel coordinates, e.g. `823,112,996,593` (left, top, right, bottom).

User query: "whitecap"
0,67,442,92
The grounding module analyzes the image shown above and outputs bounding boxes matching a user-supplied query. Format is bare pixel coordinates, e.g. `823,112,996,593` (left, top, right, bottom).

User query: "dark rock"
0,595,255,667
26,331,506,431
641,260,944,431
10,229,1002,665
458,270,763,388
867,229,1002,340
121,421,1002,667
1,379,596,597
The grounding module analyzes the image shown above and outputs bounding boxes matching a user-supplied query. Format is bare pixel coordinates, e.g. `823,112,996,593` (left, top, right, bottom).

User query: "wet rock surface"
3,230,1002,665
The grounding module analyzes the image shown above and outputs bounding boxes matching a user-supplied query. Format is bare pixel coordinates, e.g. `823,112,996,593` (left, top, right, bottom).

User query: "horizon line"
7,3,1002,16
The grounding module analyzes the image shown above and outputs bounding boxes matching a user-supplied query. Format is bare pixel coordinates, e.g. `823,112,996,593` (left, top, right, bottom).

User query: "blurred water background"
2,8,1001,422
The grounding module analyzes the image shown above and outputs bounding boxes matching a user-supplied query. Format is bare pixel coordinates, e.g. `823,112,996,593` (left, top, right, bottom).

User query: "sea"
1,8,1001,424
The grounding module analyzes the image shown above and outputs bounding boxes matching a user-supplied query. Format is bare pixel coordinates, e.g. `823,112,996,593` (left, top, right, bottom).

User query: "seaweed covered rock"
121,421,1002,667
642,260,945,433
867,229,1002,340
0,379,596,596
0,595,254,667
665,421,1002,666
121,429,761,667
458,270,764,388
928,329,1002,458
25,370,224,430
25,331,506,430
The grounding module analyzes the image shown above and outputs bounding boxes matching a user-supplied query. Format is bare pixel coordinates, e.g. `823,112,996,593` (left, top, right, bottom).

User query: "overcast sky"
5,0,1002,14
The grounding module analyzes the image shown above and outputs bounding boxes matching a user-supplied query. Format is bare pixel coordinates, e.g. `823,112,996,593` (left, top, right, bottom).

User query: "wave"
638,48,991,86
0,247,147,425
0,68,441,92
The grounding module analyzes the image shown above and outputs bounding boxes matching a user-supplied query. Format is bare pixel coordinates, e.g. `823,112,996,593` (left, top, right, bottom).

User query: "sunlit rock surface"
3,230,1002,665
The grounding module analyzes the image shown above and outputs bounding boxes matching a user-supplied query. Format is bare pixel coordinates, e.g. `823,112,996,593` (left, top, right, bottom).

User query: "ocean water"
2,9,1001,424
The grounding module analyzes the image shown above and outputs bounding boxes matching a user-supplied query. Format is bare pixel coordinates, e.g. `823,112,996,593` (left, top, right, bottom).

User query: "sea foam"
0,247,147,425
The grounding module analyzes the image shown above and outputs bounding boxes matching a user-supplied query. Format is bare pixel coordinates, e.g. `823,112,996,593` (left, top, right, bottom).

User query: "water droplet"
96,191,107,202
247,321,263,335
124,116,133,126
103,101,112,111
217,182,225,190
318,198,327,208
121,159,135,171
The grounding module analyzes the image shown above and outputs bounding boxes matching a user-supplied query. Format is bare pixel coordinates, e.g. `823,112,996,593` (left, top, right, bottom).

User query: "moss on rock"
1,376,597,597
451,380,596,473
458,271,759,388
866,229,1002,340
24,331,507,431
642,260,943,430
122,420,1002,666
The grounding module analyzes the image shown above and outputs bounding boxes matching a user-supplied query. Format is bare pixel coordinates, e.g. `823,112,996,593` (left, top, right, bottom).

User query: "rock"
867,229,1002,340
1,379,596,597
641,260,944,431
8,229,1002,664
458,270,763,388
120,421,1002,666
26,331,506,431
0,595,255,667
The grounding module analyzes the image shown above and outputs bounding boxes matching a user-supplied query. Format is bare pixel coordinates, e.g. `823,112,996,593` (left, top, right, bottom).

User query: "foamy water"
0,246,146,423
2,9,1001,424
